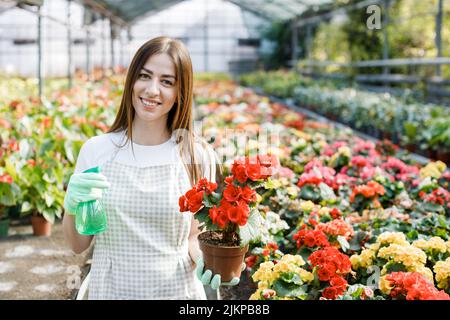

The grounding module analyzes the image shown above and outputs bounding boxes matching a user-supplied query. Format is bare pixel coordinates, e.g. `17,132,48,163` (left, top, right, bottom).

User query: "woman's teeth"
143,101,156,106
141,99,160,107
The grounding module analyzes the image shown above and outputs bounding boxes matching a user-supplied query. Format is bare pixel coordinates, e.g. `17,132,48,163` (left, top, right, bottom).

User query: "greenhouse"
0,0,449,303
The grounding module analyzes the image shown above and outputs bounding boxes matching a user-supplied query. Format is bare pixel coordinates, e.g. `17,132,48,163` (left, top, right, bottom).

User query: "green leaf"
299,185,320,201
38,139,54,156
337,235,350,252
319,182,336,201
21,201,32,213
64,140,75,164
43,173,56,184
42,209,55,224
238,208,263,247
44,192,54,207
273,279,307,299
280,272,303,285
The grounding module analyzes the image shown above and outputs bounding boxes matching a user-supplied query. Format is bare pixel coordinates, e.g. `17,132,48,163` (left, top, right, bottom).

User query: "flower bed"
239,70,450,162
1,74,450,300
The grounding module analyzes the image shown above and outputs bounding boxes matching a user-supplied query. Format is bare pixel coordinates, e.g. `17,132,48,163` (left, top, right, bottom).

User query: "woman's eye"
162,80,173,86
139,73,150,79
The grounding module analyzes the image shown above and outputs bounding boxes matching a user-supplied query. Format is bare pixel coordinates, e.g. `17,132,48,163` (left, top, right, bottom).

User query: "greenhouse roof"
80,0,185,25
79,0,337,26
226,0,335,21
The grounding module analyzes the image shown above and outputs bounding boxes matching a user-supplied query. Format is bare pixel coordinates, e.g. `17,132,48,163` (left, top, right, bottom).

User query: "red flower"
216,211,229,229
0,174,13,184
246,162,262,181
241,185,257,203
385,272,450,300
304,233,317,247
317,268,332,281
245,255,257,268
224,176,234,185
232,160,248,183
188,190,204,213
196,178,218,195
227,206,241,223
209,206,219,224
330,208,342,219
322,286,338,300
179,195,189,212
223,184,241,203
266,243,278,251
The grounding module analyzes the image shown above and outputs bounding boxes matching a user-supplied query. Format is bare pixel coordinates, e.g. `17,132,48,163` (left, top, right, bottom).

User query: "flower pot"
405,143,416,153
0,219,9,238
31,215,52,237
437,150,450,165
198,231,248,283
427,149,438,161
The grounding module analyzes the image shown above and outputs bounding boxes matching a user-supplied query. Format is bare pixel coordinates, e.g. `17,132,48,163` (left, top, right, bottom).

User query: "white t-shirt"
74,130,217,182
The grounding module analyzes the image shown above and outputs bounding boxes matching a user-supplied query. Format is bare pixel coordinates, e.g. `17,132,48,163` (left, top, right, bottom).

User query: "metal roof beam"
226,0,276,21
295,0,385,27
78,0,128,27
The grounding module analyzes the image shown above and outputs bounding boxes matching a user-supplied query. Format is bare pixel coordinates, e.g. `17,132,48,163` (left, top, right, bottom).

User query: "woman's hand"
195,257,245,290
63,172,110,215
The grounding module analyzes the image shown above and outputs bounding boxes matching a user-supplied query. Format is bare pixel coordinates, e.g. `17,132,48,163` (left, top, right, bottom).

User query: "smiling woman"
62,36,228,300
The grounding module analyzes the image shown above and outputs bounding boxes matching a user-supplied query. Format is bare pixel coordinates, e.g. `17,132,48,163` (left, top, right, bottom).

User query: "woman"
63,36,229,299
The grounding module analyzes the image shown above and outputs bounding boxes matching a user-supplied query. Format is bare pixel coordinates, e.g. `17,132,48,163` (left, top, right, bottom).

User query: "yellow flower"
413,237,447,254
252,262,275,283
249,289,263,300
445,240,450,253
298,269,314,283
270,179,282,189
376,232,409,247
280,254,305,266
300,200,315,213
318,207,331,216
377,244,427,269
273,261,291,274
329,153,340,166
338,146,351,158
350,249,376,270
350,254,361,270
419,161,446,179
434,258,450,290
360,249,376,268
379,275,393,294
411,266,434,283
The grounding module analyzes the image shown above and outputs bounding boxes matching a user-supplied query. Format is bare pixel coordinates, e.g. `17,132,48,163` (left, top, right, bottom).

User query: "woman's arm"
62,212,94,254
188,216,203,265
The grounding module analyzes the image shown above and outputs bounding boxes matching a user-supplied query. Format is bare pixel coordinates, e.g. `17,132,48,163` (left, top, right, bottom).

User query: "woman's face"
132,53,177,126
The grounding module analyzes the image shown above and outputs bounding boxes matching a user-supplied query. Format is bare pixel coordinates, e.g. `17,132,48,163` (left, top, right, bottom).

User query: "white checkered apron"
88,145,206,299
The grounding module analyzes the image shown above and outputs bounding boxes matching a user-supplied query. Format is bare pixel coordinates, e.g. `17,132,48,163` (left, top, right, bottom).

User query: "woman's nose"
145,79,160,96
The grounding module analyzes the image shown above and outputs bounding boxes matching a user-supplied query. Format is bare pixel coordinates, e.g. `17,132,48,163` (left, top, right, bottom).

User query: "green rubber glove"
195,257,245,290
63,170,110,215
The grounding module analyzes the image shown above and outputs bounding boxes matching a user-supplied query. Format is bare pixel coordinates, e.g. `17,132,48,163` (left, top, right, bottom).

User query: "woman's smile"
140,97,161,111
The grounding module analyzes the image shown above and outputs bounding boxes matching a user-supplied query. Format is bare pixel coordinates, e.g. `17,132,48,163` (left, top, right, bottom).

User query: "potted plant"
179,154,279,282
0,172,21,238
16,149,65,236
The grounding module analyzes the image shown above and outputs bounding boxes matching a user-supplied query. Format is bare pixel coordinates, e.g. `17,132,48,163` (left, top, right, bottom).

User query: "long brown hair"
108,36,221,186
